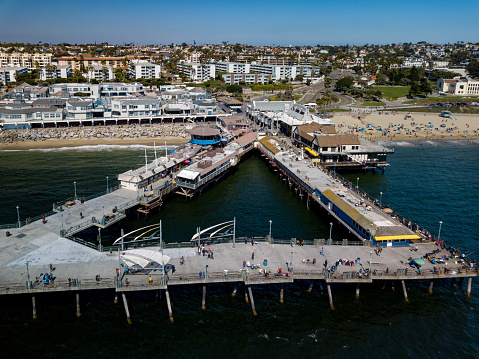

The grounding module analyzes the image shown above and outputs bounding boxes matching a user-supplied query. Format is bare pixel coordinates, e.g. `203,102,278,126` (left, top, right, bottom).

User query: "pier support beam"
401,280,409,303
165,288,174,323
467,277,473,298
231,286,237,297
319,281,324,296
355,284,360,298
245,288,249,304
201,285,206,310
122,293,132,324
327,284,334,310
280,285,284,304
114,293,118,304
248,286,257,316
32,295,37,319
429,281,434,294
307,281,313,293
391,281,395,292
76,292,81,318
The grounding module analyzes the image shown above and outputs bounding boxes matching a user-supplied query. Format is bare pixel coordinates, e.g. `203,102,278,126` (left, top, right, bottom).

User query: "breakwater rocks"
0,124,190,144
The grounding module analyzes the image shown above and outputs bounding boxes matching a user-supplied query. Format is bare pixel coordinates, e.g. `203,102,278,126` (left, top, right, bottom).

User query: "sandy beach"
0,136,190,151
333,112,479,142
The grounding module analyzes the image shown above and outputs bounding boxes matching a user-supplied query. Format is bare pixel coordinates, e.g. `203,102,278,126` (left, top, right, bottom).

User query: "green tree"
324,77,332,88
409,81,421,97
335,77,353,91
225,84,242,95
420,78,432,96
466,61,479,78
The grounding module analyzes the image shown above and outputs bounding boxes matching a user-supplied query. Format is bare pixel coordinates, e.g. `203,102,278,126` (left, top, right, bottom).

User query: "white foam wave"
3,144,180,152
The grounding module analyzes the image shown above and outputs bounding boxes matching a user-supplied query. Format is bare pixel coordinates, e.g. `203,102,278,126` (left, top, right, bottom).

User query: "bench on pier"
370,261,383,265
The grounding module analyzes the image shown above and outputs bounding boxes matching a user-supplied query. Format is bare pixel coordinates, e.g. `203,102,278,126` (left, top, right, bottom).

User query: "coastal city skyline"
1,0,478,45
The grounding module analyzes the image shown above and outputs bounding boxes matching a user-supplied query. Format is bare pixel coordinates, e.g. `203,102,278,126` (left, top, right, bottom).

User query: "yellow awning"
305,147,319,157
374,235,421,241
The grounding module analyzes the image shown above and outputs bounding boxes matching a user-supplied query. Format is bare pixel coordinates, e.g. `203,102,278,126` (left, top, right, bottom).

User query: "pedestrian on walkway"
42,216,46,224
148,275,153,285
320,247,324,256
252,252,255,260
80,212,83,219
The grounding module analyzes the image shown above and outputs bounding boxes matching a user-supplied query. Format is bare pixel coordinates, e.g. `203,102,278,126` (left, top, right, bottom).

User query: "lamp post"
102,204,105,225
106,176,109,193
26,261,31,289
290,250,294,270
379,191,383,208
369,251,373,278
98,227,102,251
438,221,443,242
356,177,359,191
74,181,77,200
329,222,333,245
16,206,20,228
269,220,272,239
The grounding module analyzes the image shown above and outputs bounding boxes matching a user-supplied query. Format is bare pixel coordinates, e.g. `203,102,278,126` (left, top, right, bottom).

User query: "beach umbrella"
414,258,426,265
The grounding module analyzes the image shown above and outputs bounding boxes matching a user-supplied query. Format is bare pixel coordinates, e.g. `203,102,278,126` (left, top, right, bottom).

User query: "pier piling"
467,277,473,298
32,295,37,319
231,285,237,297
244,288,249,304
76,292,81,318
391,281,395,292
280,285,284,304
319,281,324,295
307,281,313,293
429,281,434,294
247,286,257,316
165,288,174,323
202,285,206,310
355,284,360,298
122,293,132,324
327,284,334,310
401,280,409,303
114,293,118,304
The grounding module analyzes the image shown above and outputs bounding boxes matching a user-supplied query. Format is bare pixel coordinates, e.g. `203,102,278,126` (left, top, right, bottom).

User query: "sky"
0,0,478,46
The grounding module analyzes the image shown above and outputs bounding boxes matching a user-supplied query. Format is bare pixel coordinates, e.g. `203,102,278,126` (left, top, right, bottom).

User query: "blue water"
0,140,478,358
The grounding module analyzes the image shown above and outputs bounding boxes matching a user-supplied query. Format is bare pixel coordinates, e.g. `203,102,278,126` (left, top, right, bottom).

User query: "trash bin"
263,259,268,266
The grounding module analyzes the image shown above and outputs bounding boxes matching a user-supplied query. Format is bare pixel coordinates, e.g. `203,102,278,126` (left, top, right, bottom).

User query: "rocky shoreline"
0,124,190,144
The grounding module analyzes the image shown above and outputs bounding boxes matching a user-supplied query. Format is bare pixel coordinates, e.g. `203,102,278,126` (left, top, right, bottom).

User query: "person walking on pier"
320,247,324,256
252,252,255,260
148,276,153,285
80,212,83,219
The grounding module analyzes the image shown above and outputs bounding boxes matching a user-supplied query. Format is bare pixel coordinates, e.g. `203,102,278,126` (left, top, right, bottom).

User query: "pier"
0,131,477,321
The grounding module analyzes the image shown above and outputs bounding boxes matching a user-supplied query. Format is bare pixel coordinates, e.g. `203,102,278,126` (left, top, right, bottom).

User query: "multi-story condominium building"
222,73,271,85
57,57,124,71
402,58,427,68
111,98,162,117
0,105,63,129
39,65,72,81
49,83,100,97
129,61,162,79
98,82,144,97
87,66,115,82
249,64,318,81
0,52,53,71
66,99,93,120
177,62,215,82
0,66,28,85
215,62,251,74
437,77,479,95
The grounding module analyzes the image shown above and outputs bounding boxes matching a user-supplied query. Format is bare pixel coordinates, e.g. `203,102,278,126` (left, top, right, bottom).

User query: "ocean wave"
3,144,179,152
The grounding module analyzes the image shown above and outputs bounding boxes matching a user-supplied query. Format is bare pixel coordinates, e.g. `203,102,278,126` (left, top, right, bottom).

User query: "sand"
332,112,479,142
0,136,190,151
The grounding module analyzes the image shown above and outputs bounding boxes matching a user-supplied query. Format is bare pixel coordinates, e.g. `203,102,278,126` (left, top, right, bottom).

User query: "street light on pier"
26,261,31,289
438,221,443,242
379,192,383,208
98,227,102,251
269,220,272,239
356,177,359,191
102,205,105,225
369,251,373,278
16,206,20,228
290,250,294,270
106,176,109,193
329,222,333,245
74,181,77,201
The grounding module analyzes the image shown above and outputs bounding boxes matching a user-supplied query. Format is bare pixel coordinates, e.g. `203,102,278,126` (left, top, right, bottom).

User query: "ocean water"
0,141,478,358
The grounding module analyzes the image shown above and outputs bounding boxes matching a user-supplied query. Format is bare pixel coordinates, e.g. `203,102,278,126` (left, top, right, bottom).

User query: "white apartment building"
49,83,100,97
0,66,28,85
66,100,93,120
222,73,271,85
130,61,162,79
402,58,427,68
0,105,63,129
87,66,115,82
0,52,53,71
437,77,479,95
111,98,162,117
99,82,144,97
215,62,251,74
177,62,215,82
57,57,124,71
40,65,72,81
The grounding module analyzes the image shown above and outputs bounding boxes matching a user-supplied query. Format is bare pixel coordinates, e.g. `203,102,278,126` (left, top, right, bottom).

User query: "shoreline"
0,136,190,151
